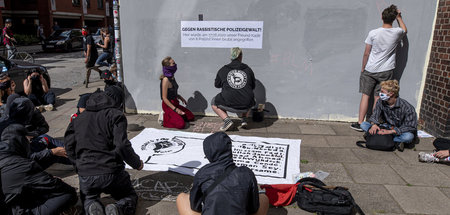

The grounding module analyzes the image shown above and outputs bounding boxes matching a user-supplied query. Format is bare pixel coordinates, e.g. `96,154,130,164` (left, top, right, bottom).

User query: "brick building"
419,0,450,138
0,0,113,36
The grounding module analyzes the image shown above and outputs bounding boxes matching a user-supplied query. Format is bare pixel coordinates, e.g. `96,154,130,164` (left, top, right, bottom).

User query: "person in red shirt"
2,19,17,59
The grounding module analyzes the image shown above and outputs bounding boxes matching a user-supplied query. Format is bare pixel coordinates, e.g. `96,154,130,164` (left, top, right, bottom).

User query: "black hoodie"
214,59,256,110
190,132,259,215
64,90,141,176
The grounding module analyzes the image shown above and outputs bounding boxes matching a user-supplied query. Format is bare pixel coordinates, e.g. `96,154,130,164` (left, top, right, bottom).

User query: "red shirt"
2,27,13,46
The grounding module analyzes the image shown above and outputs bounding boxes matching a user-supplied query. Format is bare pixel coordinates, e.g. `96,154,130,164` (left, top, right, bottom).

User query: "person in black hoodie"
212,47,256,131
0,96,77,214
64,85,143,215
176,132,269,215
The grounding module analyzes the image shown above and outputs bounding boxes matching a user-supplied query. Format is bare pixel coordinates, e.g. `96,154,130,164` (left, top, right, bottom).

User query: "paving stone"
300,147,317,164
437,165,450,178
394,150,433,167
266,133,291,139
312,148,361,163
391,164,450,187
325,135,363,148
344,164,405,185
439,187,450,199
267,123,301,134
290,135,329,147
385,185,450,214
300,163,353,183
298,124,336,135
329,123,360,136
414,137,436,151
333,182,404,214
352,148,406,165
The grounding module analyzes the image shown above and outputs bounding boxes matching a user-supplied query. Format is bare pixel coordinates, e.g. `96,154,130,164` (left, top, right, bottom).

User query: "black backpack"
356,133,395,151
296,178,364,215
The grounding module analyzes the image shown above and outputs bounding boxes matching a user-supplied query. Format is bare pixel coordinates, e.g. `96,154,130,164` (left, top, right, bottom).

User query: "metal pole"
113,0,123,83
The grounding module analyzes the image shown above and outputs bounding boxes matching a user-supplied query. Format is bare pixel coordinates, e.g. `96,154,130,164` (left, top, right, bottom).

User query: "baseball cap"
101,70,112,79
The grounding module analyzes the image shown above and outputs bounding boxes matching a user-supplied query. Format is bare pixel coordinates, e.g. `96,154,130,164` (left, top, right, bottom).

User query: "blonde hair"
160,56,172,80
381,80,399,97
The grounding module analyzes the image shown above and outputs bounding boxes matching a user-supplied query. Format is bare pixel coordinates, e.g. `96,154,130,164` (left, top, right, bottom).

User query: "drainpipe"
113,0,123,83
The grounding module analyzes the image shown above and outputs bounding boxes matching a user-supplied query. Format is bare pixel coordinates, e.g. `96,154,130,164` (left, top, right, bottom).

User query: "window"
98,0,104,9
86,0,90,8
72,0,80,6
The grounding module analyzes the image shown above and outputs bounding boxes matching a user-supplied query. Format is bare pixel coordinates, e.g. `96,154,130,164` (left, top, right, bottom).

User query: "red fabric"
260,183,300,206
162,99,194,129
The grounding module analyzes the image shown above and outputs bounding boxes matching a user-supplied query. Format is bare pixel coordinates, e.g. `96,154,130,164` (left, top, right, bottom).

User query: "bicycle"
1,42,35,63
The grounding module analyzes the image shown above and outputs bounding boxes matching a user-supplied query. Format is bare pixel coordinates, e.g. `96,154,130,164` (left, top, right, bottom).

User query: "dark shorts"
211,96,250,114
359,69,394,96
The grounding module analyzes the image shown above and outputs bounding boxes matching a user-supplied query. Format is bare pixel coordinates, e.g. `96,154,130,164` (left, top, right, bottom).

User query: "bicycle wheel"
11,52,34,63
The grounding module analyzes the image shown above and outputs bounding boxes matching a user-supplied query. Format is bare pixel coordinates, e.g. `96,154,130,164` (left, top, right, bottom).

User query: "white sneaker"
158,111,164,126
418,152,438,163
44,104,54,111
36,105,45,112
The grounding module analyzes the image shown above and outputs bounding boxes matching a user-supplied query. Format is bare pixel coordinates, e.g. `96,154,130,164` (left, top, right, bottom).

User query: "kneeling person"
360,80,417,150
176,132,269,215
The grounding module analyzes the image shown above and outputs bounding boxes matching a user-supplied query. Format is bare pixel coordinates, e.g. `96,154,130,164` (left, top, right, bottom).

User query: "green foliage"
14,34,40,45
300,159,309,164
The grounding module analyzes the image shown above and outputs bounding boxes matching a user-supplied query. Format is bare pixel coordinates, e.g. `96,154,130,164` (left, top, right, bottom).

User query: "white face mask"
379,92,390,101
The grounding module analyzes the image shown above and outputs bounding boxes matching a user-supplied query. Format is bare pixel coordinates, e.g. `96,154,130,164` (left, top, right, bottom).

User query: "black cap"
5,19,11,23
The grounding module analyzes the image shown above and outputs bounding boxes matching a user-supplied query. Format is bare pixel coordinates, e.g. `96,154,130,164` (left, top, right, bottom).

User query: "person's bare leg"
176,193,201,215
212,105,228,120
251,194,269,215
358,94,370,124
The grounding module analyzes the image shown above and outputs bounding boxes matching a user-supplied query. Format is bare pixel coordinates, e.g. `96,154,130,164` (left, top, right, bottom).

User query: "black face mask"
31,75,40,81
0,80,11,90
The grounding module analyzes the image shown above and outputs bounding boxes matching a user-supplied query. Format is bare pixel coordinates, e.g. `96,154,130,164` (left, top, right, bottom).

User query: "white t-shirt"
364,27,405,73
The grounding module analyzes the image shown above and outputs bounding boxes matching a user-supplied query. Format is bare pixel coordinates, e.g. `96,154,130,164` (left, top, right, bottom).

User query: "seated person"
23,70,55,111
418,138,450,163
176,132,269,215
0,72,16,116
360,80,417,151
95,27,114,68
212,47,256,131
159,56,194,129
0,96,77,214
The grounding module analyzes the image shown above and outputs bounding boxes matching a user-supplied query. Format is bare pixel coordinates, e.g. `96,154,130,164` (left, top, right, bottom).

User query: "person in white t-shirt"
351,4,407,131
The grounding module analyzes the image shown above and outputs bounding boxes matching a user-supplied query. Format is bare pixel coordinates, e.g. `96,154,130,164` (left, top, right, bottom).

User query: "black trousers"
433,138,450,151
9,172,77,215
79,170,138,215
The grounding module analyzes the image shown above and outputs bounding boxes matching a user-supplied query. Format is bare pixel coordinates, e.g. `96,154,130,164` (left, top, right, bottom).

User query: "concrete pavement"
41,80,447,215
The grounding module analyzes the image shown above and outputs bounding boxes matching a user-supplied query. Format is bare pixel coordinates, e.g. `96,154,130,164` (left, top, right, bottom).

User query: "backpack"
297,177,364,215
356,133,395,151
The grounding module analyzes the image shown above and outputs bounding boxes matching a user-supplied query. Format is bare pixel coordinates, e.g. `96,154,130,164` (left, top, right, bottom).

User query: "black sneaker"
396,142,404,152
350,122,363,132
88,202,104,215
105,204,120,215
219,119,233,131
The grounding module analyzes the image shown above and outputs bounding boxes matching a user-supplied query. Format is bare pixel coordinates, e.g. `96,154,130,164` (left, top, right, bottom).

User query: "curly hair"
382,5,398,24
381,79,400,98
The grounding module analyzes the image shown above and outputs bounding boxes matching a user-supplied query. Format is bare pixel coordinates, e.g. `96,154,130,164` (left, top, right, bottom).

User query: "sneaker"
239,121,248,129
36,105,45,112
396,142,404,152
350,122,363,132
418,152,438,163
105,204,120,215
44,104,53,111
158,111,164,126
88,202,104,215
219,119,233,131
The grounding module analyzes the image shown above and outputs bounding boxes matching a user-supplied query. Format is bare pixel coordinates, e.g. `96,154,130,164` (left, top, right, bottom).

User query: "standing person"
159,56,194,129
96,27,113,67
37,24,46,44
176,132,269,215
52,21,60,32
23,70,55,111
212,47,256,131
2,19,17,59
82,26,100,88
64,87,144,215
351,5,407,131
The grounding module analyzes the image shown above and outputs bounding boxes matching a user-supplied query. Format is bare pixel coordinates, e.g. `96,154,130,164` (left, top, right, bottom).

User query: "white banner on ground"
129,128,300,184
181,21,263,49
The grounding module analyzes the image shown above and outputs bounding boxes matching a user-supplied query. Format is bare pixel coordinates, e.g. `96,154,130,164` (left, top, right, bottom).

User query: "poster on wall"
128,128,300,184
181,21,263,49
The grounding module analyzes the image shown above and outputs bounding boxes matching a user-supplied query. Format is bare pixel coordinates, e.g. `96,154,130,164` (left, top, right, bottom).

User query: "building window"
86,0,91,8
72,0,80,6
98,0,104,9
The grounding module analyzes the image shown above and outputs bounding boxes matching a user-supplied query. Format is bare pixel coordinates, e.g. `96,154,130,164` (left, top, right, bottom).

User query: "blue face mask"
379,92,390,101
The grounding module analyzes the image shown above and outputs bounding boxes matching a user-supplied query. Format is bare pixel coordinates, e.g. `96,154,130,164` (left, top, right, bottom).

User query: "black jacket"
214,60,256,109
190,132,259,215
64,91,141,176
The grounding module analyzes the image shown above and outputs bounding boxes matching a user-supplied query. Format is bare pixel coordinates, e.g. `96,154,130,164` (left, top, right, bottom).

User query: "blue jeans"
95,52,112,67
28,91,56,106
360,122,414,143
